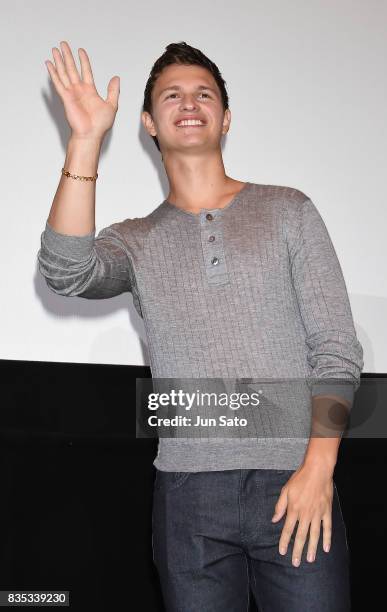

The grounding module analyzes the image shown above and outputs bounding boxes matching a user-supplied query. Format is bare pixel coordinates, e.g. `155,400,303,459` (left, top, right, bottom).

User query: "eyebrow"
158,85,218,97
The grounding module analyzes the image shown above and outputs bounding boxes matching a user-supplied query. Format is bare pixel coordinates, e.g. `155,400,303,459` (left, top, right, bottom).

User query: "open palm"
45,40,120,140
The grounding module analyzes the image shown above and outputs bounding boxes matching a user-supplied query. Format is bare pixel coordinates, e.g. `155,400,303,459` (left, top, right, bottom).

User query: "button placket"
200,210,230,285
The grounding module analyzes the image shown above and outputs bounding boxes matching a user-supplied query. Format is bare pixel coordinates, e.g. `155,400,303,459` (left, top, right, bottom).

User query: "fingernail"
293,558,300,566
324,544,330,552
279,547,286,555
307,553,315,562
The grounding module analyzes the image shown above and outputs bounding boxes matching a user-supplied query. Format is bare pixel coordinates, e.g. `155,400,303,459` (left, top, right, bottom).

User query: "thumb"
106,75,120,109
271,493,288,522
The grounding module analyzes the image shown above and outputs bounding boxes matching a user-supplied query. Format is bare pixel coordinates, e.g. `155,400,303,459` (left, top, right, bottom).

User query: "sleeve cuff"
42,220,96,260
310,381,355,405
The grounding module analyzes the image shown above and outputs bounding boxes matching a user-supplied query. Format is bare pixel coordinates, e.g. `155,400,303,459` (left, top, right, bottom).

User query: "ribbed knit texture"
37,182,364,471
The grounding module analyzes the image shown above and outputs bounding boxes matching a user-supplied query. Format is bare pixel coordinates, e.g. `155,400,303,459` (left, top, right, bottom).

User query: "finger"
52,47,71,88
292,517,311,566
306,516,322,562
106,76,120,109
278,512,298,556
322,511,332,553
272,486,288,522
45,60,67,99
59,41,81,84
78,48,95,85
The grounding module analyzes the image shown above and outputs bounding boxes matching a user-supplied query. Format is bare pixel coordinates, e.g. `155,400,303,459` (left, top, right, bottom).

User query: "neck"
163,150,242,213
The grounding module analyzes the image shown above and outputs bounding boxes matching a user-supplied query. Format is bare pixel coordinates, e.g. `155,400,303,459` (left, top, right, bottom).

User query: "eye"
166,92,211,99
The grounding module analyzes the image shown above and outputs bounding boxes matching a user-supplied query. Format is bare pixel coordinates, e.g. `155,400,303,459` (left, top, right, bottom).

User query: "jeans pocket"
154,468,191,492
267,468,297,477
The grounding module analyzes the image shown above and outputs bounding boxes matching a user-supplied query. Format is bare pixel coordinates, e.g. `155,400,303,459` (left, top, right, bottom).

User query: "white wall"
1,0,385,371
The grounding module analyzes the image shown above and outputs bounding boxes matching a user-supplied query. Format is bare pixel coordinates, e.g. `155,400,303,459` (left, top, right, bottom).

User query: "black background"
0,360,385,611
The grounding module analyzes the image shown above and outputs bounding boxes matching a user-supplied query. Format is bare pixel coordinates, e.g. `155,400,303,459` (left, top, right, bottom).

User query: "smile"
175,119,206,127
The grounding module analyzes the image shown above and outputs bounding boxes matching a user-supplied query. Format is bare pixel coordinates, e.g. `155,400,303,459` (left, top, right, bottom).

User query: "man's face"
142,63,231,156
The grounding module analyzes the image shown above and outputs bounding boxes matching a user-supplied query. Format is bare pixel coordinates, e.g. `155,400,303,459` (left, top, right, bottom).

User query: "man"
38,40,363,610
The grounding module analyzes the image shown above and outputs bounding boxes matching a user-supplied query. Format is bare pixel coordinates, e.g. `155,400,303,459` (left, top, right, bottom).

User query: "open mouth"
175,120,207,128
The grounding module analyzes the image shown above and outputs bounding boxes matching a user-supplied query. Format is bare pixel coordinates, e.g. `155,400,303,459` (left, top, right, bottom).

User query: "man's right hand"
45,40,120,142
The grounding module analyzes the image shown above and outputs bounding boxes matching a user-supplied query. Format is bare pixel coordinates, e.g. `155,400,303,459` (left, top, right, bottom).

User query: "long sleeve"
37,219,135,299
284,196,364,407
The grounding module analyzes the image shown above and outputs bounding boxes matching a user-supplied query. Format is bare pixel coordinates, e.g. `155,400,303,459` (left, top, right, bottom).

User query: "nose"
179,95,198,110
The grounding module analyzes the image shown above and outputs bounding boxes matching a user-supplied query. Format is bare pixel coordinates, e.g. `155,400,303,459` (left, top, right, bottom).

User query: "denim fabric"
152,468,350,611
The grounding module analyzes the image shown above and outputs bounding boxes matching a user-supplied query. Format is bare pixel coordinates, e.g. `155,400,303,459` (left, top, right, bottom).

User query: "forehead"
154,64,217,94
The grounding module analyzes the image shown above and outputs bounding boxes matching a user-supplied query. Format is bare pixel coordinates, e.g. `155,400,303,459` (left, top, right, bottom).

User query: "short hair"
142,41,229,152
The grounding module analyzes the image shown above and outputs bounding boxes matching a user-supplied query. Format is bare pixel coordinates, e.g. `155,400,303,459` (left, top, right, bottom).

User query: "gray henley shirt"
37,181,364,471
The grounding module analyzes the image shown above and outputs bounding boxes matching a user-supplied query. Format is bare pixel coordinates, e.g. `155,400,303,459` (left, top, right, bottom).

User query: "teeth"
176,119,205,127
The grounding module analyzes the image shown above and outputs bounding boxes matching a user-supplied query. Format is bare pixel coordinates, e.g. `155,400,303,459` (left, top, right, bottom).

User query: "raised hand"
45,40,120,141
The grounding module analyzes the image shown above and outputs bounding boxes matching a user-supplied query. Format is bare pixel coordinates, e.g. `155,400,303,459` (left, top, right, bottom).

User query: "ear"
141,111,157,137
222,108,231,135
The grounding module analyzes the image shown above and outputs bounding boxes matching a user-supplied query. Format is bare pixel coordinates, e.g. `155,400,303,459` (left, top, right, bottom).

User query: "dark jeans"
152,468,351,612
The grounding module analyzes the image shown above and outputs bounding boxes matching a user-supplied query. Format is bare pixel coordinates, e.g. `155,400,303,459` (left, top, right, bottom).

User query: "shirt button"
211,257,219,265
206,213,214,221
208,235,215,242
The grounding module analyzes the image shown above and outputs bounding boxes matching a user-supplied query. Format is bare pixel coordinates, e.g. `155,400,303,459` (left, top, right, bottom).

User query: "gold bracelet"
61,167,98,181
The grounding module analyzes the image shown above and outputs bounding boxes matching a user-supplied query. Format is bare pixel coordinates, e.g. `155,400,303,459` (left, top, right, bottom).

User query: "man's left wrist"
302,451,337,475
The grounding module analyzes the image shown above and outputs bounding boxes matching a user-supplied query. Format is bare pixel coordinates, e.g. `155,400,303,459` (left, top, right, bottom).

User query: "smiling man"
142,59,246,212
38,40,363,611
